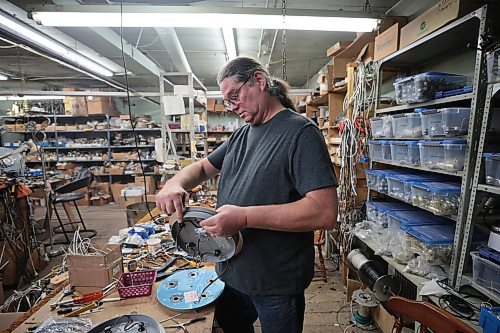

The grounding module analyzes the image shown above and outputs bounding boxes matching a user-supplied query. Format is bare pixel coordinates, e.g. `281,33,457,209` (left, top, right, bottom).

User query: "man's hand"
155,183,189,222
200,205,247,237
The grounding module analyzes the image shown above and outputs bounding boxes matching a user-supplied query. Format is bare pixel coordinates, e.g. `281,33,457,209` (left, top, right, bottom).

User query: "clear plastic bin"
471,251,500,291
365,169,395,194
418,140,445,170
370,116,393,138
442,140,467,171
366,201,415,227
394,72,469,105
486,49,500,84
368,140,383,162
415,108,434,135
381,140,392,161
410,182,461,216
391,113,422,138
387,209,451,232
390,141,420,165
424,108,470,137
402,224,455,265
484,153,500,186
386,173,444,203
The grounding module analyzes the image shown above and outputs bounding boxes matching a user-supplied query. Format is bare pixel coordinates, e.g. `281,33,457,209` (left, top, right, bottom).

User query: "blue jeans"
215,285,305,333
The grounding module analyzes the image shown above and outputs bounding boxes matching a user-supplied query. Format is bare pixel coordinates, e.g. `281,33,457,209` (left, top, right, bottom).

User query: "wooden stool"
314,230,327,282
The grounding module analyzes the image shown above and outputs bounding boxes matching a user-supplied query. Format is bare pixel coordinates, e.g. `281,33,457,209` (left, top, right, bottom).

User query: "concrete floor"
35,203,378,333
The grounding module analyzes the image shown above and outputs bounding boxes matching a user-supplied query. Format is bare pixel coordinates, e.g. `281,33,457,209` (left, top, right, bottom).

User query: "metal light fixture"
0,74,7,80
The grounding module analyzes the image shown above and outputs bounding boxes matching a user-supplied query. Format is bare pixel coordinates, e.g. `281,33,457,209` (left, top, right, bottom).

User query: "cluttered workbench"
9,206,226,333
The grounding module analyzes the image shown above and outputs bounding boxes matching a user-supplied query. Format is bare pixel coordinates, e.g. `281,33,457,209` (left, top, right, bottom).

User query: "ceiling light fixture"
222,27,237,60
32,12,379,32
0,74,7,80
0,10,114,77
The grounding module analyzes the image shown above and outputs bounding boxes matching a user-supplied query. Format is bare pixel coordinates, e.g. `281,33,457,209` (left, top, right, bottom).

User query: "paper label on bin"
183,290,199,303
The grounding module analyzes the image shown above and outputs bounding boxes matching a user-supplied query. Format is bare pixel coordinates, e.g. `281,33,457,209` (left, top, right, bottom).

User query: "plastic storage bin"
381,140,392,161
365,169,402,194
424,108,470,137
386,173,443,203
402,224,456,264
410,182,461,216
391,113,422,138
484,153,500,186
418,140,445,170
366,201,415,227
386,209,451,232
471,251,500,292
390,141,420,165
415,108,434,135
394,72,469,105
370,116,393,138
368,140,383,162
442,140,467,171
486,49,500,84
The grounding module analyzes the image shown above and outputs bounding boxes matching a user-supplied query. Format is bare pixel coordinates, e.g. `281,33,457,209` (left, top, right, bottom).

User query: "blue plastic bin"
410,182,461,216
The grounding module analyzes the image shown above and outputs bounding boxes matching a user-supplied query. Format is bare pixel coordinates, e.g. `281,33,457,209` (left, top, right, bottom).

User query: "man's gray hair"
217,57,296,111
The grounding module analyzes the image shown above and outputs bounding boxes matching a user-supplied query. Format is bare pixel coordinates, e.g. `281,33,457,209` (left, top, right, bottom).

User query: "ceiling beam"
154,27,191,73
90,27,162,76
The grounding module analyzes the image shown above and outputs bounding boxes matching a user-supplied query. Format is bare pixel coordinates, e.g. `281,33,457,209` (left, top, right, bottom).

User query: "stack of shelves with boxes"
205,98,243,154
355,5,494,307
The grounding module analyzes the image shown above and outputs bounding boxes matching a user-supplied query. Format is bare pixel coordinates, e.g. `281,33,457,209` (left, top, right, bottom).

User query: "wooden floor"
34,203,378,333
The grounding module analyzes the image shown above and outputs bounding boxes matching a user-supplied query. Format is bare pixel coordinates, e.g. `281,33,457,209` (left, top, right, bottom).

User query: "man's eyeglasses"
223,77,251,111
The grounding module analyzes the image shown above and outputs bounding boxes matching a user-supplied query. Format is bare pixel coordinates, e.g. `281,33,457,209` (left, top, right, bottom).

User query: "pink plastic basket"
117,270,157,299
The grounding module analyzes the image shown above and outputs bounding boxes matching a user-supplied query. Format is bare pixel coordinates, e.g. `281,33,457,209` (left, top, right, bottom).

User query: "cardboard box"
399,0,476,49
0,312,25,331
357,41,375,63
110,183,129,205
64,97,88,117
86,96,118,116
207,98,216,111
90,195,111,206
326,41,352,57
374,23,400,61
0,279,4,305
373,304,396,333
108,167,125,175
214,104,226,112
135,176,157,195
67,244,123,293
120,186,145,209
331,57,351,78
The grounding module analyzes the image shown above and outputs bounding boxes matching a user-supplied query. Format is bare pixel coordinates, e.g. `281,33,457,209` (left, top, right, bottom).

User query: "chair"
51,168,96,243
314,230,327,282
387,296,476,333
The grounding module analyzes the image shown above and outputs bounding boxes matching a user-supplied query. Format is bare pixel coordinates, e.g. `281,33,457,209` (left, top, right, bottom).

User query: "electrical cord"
436,279,481,322
119,3,156,222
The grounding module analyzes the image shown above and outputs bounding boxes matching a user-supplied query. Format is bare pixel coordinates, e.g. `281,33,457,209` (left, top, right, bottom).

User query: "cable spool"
170,207,243,263
352,289,379,328
347,249,400,301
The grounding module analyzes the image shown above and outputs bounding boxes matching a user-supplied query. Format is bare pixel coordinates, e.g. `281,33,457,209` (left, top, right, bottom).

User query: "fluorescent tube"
222,27,237,60
0,74,7,80
0,95,65,101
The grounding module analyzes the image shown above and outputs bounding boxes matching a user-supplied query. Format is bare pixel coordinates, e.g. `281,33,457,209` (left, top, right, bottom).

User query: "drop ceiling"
0,0,400,94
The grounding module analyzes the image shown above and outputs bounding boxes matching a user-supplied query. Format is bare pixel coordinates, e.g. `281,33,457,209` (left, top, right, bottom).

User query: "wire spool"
170,207,243,262
352,289,379,327
347,249,400,301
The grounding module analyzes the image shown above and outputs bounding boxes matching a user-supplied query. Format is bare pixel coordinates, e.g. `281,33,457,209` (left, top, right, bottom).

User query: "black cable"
436,279,481,323
119,3,156,222
195,258,229,304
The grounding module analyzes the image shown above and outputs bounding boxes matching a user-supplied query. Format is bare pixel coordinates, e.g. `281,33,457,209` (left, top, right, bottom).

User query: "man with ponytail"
156,57,338,333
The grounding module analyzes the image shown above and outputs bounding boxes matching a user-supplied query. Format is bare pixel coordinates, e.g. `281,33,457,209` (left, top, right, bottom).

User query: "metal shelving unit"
358,5,495,299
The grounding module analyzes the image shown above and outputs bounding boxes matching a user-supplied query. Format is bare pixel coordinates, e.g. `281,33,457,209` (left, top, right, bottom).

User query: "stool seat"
53,192,84,204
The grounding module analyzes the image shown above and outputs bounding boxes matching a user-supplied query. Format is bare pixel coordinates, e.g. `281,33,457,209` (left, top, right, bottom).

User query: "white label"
183,291,199,303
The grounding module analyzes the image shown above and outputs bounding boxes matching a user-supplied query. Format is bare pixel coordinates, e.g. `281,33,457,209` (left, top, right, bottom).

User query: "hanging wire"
281,0,287,81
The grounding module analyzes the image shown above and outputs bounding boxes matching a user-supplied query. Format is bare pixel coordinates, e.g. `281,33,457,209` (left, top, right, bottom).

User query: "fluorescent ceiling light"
0,12,114,77
222,28,237,60
0,95,65,101
0,74,7,80
32,12,378,32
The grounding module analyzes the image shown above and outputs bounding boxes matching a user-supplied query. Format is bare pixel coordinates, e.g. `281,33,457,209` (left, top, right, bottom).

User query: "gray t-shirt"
207,109,337,295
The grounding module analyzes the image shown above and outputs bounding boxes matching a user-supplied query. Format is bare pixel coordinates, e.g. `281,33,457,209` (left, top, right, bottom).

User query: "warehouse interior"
0,0,499,332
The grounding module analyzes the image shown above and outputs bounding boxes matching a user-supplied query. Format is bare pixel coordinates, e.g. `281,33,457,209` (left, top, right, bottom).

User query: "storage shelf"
94,172,158,177
207,131,233,134
370,135,468,141
43,146,108,149
354,232,433,289
375,93,473,115
0,114,107,118
461,274,500,304
477,184,500,195
372,160,463,177
379,9,480,65
111,159,156,162
109,128,161,132
110,145,155,149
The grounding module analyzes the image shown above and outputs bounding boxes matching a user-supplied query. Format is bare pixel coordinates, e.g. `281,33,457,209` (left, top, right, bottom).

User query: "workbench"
12,207,216,332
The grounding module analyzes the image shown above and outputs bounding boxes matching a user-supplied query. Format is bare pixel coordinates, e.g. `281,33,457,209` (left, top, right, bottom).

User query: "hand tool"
65,301,102,317
163,316,206,333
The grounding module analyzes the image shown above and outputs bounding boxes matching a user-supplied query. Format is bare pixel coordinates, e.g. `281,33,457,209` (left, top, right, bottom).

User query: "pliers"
164,316,206,333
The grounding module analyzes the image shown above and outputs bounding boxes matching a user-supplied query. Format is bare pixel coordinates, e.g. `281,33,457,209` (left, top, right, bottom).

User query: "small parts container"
484,153,500,186
410,182,461,216
403,224,456,265
381,140,392,161
390,141,420,165
366,201,414,227
368,140,383,162
394,72,469,105
386,173,442,203
386,209,451,232
442,140,467,171
370,116,393,138
471,251,500,292
365,169,403,194
117,270,157,299
391,113,422,138
486,49,500,84
423,108,470,137
418,140,467,171
414,108,434,135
